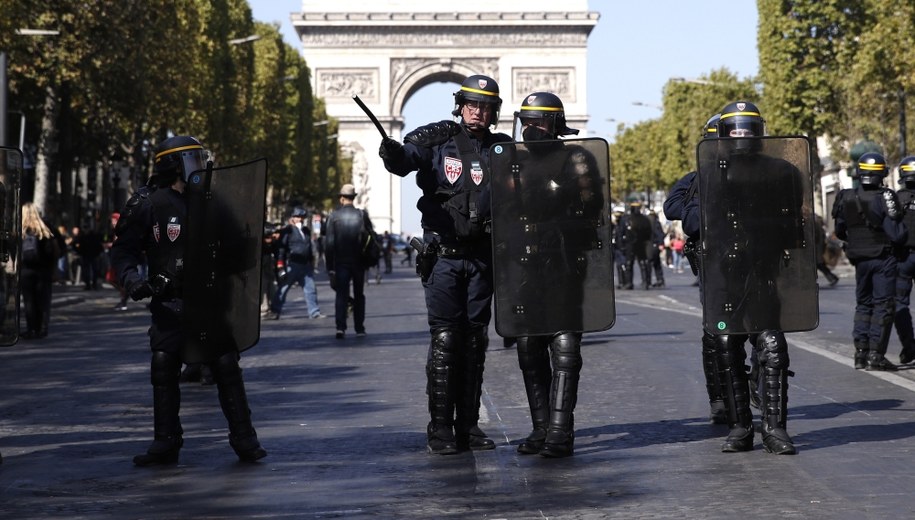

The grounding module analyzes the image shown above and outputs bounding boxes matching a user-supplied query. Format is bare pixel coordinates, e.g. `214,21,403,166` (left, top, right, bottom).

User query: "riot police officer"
499,92,606,457
378,75,511,454
670,102,813,455
616,201,652,290
663,113,730,425
833,152,908,371
895,156,915,364
111,135,267,465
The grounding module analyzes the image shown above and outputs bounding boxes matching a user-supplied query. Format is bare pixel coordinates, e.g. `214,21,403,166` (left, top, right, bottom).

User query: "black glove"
379,137,405,163
129,281,154,301
327,270,337,291
884,189,903,220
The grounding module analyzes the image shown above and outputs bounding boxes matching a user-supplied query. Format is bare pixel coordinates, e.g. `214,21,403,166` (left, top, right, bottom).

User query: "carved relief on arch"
512,68,575,103
389,57,500,116
317,68,379,101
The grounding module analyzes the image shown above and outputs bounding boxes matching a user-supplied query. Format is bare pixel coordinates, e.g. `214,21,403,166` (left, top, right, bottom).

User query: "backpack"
22,233,39,265
359,210,382,269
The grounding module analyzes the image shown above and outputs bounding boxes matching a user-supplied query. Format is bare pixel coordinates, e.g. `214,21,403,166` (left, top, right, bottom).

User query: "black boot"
756,331,796,455
865,351,898,371
718,335,755,453
701,332,729,424
540,334,581,458
134,351,183,466
212,352,266,462
866,306,898,371
426,329,459,455
516,337,551,454
456,328,495,451
853,340,869,370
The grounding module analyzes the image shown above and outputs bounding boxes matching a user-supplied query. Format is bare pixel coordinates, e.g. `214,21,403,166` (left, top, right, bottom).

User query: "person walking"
325,184,374,339
266,207,324,320
378,74,511,454
20,203,60,339
814,214,840,287
111,135,266,466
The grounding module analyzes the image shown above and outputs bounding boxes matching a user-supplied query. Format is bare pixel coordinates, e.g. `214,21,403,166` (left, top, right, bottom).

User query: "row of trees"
0,0,348,228
609,0,915,204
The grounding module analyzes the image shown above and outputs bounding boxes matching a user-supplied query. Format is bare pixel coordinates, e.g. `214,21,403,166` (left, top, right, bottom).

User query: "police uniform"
111,135,266,466
834,179,907,370
895,161,915,364
664,170,731,425
380,75,510,455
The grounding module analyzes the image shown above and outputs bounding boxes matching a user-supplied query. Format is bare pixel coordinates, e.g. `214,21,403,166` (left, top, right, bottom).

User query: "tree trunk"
33,87,56,215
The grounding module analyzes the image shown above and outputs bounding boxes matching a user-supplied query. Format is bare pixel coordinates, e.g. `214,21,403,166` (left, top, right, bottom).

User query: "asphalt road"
2,262,915,519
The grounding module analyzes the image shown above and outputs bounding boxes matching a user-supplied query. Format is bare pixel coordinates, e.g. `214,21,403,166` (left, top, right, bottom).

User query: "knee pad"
429,328,460,364
517,336,550,370
150,351,181,386
756,330,789,370
550,333,582,372
210,351,243,386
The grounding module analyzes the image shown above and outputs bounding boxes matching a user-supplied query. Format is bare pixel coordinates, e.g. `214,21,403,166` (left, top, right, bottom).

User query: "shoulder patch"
404,120,461,147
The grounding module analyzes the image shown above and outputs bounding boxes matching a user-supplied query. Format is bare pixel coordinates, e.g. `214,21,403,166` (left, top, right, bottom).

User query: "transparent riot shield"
697,136,818,334
489,138,615,337
182,158,267,363
0,147,20,346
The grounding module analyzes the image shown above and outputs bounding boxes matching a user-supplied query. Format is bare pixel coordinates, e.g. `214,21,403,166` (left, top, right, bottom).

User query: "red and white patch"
444,156,463,184
736,102,746,111
153,223,160,243
477,79,488,90
470,162,484,185
167,223,181,242
526,94,537,105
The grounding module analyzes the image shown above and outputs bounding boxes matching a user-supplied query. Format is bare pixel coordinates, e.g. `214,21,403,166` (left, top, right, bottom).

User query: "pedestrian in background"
265,207,324,320
325,184,373,339
20,203,60,339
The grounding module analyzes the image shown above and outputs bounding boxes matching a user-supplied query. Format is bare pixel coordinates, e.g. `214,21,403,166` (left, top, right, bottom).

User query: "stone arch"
292,1,598,234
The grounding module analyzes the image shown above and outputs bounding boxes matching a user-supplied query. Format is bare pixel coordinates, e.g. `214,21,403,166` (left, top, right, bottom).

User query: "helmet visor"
179,148,209,181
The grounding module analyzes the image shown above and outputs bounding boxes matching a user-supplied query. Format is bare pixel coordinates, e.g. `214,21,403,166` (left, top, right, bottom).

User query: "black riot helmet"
703,114,721,139
856,152,889,186
717,101,765,138
513,91,579,141
452,74,502,124
899,156,915,187
153,135,208,183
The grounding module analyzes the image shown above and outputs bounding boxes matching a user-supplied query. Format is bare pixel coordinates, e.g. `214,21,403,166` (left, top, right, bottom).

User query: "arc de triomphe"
292,0,598,233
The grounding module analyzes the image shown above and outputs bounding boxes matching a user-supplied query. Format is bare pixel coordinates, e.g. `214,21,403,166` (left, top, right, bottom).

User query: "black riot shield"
0,147,20,346
182,158,267,363
489,138,615,337
697,136,818,334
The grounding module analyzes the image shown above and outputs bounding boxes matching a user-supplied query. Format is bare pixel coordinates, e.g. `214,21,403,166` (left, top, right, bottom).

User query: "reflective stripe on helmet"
858,163,886,171
520,105,563,112
155,144,204,162
720,111,761,120
460,86,499,97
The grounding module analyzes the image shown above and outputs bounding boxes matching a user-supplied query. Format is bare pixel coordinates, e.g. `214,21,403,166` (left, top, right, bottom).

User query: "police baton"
352,94,388,140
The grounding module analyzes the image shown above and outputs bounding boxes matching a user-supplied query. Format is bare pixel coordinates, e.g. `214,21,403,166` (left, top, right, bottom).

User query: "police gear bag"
489,138,615,336
697,136,818,334
182,158,268,363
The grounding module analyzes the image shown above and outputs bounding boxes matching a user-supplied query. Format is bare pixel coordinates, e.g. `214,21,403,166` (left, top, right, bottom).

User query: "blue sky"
250,1,759,232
